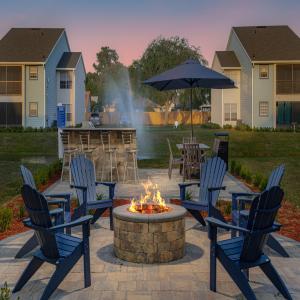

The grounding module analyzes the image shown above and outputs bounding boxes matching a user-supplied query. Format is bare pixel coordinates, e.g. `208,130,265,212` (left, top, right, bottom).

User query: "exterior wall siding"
227,30,253,126
211,56,223,125
223,69,241,126
252,64,274,127
45,32,70,127
25,65,45,127
74,57,86,125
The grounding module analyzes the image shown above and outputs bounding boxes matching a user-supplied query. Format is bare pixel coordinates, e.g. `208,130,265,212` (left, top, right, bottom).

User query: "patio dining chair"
167,138,182,179
207,186,292,300
70,154,116,229
182,143,202,181
231,164,289,257
179,156,227,226
14,165,72,259
13,185,92,300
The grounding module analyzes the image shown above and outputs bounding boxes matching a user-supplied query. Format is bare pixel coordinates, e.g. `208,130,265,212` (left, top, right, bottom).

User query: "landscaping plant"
0,207,13,232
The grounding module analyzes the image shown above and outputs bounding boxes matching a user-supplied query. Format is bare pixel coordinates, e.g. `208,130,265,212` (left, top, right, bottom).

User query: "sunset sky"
0,0,300,72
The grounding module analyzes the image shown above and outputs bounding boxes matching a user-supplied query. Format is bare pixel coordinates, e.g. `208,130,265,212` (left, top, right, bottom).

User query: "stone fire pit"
113,204,186,263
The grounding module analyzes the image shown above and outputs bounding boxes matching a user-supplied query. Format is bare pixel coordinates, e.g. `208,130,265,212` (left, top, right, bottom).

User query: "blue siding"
45,32,70,127
75,56,86,125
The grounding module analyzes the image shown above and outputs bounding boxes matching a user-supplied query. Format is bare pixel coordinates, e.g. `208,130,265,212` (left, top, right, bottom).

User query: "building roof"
215,51,240,68
57,52,82,69
233,25,300,61
0,28,64,62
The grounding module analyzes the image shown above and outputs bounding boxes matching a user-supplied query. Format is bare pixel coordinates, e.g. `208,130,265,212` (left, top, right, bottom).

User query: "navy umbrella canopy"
143,59,235,136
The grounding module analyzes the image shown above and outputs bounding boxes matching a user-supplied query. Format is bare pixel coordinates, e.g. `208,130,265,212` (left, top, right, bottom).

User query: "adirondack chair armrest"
46,199,68,205
70,184,88,191
231,192,259,212
95,181,116,187
179,182,200,201
44,192,72,199
206,217,250,234
208,186,226,192
50,215,93,231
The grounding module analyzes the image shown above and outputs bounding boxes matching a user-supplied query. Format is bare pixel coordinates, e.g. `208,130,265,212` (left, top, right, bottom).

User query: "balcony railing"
276,80,300,94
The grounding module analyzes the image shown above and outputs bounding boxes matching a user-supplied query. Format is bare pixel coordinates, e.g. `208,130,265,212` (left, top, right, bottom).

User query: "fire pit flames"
129,180,170,214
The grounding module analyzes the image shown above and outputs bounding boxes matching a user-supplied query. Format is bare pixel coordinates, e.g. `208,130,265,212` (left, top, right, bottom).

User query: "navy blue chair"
13,185,92,300
207,186,292,300
15,165,72,258
70,155,116,229
179,157,227,226
231,164,288,257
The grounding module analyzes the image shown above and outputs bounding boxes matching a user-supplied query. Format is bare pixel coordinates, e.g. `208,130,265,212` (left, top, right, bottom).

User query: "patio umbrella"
143,59,235,137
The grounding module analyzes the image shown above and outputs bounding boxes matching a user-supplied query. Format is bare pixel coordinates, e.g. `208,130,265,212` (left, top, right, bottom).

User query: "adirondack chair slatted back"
20,165,36,189
122,132,132,145
265,165,285,191
183,143,200,165
100,132,111,149
241,186,284,262
21,185,59,258
71,155,96,205
183,136,197,143
80,132,91,150
199,157,226,206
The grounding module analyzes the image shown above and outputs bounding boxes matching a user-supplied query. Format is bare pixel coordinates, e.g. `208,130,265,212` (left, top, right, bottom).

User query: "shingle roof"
0,28,65,62
57,52,81,69
215,51,240,68
233,26,300,61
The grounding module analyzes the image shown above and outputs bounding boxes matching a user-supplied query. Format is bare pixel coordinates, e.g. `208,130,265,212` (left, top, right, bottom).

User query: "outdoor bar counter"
59,127,137,181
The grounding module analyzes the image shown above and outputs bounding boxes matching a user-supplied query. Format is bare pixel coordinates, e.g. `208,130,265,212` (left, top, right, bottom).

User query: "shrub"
224,202,232,216
19,205,25,219
259,177,268,191
200,122,221,129
253,173,263,188
235,122,252,131
97,193,104,201
0,207,13,232
0,282,11,300
185,191,193,201
223,124,232,129
230,160,236,174
245,170,252,184
240,167,247,180
234,162,242,176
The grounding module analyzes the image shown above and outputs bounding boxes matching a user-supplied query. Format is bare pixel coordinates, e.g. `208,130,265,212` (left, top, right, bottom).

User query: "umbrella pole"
190,88,193,138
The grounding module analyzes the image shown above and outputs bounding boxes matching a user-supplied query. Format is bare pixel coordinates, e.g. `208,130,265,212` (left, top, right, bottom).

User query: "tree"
85,46,125,110
129,36,209,107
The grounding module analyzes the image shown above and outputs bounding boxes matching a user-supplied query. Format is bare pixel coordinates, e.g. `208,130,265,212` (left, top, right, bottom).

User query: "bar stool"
60,131,77,182
100,131,119,181
122,132,139,183
79,132,97,159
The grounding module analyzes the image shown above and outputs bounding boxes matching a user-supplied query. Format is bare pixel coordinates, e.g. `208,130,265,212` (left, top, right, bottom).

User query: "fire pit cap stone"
113,204,186,223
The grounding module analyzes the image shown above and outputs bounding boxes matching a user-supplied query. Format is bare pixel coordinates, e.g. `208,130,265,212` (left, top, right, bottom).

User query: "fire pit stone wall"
113,204,186,263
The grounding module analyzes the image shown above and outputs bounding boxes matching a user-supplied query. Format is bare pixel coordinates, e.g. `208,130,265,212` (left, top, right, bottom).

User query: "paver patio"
1,218,300,299
1,168,299,299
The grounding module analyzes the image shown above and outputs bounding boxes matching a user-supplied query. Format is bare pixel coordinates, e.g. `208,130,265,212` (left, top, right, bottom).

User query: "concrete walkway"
46,168,250,201
1,218,299,300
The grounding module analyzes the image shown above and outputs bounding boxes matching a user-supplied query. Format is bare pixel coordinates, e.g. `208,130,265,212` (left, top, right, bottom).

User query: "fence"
98,111,210,126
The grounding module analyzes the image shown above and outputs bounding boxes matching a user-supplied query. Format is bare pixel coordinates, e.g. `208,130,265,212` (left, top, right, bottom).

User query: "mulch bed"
1,177,300,242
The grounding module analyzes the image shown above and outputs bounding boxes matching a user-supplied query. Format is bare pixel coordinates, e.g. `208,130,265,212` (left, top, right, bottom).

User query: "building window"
29,102,38,117
259,101,269,117
60,71,72,89
63,104,72,121
29,66,38,80
0,66,22,95
259,65,269,79
276,64,300,94
224,103,237,121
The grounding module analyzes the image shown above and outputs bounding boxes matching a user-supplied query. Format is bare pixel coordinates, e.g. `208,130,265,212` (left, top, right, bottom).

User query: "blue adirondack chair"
13,185,92,300
231,164,288,257
207,186,292,300
14,165,72,258
70,155,116,229
179,157,227,226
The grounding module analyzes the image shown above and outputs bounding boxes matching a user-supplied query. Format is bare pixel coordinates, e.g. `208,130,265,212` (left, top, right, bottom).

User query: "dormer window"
259,65,269,79
60,71,72,89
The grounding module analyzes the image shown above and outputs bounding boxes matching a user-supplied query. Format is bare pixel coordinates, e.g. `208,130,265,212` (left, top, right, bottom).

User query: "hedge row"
230,160,268,191
0,126,57,133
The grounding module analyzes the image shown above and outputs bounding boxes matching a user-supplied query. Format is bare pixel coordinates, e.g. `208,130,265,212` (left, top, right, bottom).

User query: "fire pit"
113,181,186,263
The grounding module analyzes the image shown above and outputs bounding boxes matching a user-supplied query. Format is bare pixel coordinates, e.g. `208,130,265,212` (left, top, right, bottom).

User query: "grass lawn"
0,127,299,208
138,126,300,207
0,131,58,205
